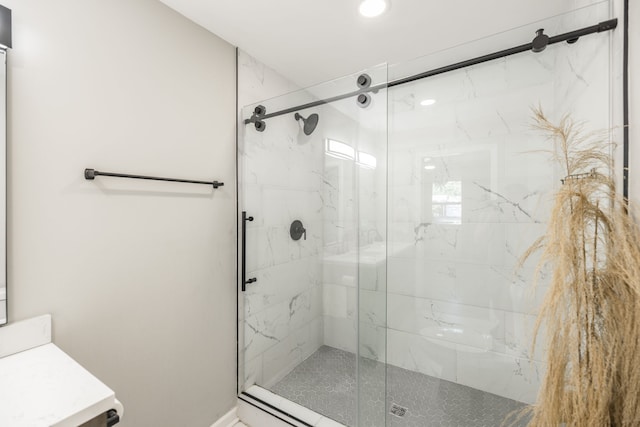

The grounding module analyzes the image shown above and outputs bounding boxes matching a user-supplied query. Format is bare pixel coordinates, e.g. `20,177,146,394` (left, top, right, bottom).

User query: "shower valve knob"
290,220,306,241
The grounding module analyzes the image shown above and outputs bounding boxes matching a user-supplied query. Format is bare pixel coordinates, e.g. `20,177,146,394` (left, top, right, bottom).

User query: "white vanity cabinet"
0,315,123,427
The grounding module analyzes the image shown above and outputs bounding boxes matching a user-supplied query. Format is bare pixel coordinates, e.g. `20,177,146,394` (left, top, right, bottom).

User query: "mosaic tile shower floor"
270,346,529,427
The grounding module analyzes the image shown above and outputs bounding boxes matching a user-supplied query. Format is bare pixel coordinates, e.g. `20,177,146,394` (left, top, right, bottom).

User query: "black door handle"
241,211,257,292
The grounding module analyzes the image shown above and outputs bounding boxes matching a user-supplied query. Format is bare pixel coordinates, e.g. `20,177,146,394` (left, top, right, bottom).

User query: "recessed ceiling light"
424,165,436,170
359,0,389,17
420,99,436,106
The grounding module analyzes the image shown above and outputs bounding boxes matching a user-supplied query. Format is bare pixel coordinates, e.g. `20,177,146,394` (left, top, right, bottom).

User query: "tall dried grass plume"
517,109,640,426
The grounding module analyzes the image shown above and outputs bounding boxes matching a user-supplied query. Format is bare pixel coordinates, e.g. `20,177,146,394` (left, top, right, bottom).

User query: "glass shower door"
384,3,613,426
238,65,388,427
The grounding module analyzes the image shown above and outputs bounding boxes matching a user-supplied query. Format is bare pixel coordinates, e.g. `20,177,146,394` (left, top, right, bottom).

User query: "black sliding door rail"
244,18,617,125
84,168,224,189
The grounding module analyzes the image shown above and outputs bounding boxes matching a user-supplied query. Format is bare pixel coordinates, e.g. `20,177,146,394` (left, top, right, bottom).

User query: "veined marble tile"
463,175,550,224
453,99,516,141
243,130,324,194
412,223,460,259
456,57,508,100
262,321,323,388
504,222,548,271
261,188,323,229
289,286,323,328
408,222,506,265
243,300,290,361
456,223,506,265
306,317,324,357
242,255,321,319
505,51,553,91
389,148,420,187
241,354,263,391
237,50,300,108
454,262,543,314
388,294,505,352
243,147,292,189
456,344,544,404
387,329,457,383
387,223,419,253
322,283,355,319
388,185,420,223
359,322,386,362
553,37,610,129
359,260,386,292
387,256,457,301
323,315,356,354
244,225,290,271
504,311,547,363
322,260,358,287
288,151,324,192
359,289,386,327
244,290,323,369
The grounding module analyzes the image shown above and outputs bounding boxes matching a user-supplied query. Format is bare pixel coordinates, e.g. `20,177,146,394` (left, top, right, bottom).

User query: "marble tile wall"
238,51,324,389
385,27,611,404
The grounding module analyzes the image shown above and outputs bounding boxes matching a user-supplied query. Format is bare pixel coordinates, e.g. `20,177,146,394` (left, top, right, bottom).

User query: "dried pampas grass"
518,109,640,426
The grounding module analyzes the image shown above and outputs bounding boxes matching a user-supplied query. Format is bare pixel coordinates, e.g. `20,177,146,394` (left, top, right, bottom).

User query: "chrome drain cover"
390,403,407,418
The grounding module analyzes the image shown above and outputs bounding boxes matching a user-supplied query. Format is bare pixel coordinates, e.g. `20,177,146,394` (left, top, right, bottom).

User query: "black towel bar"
84,168,224,189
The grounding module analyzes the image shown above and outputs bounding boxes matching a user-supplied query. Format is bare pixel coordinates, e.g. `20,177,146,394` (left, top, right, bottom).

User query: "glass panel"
239,65,388,427
356,75,387,427
386,2,611,426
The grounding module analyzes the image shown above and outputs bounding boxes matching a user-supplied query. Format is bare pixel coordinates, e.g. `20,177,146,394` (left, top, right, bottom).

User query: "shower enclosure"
238,3,616,426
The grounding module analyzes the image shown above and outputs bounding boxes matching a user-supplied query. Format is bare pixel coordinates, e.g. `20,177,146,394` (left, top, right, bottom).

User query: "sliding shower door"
238,65,388,426
384,2,613,426
238,3,615,426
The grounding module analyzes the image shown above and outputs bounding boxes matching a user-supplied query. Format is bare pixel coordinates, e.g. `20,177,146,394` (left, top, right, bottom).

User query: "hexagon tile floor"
270,346,529,427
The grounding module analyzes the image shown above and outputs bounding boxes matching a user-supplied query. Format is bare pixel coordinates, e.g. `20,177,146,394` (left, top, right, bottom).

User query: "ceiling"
157,0,601,88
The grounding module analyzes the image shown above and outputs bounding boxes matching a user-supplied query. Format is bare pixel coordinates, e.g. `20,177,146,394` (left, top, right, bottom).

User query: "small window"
432,181,462,224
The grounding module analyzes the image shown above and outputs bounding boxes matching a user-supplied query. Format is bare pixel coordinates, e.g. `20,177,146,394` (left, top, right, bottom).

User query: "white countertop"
0,315,122,427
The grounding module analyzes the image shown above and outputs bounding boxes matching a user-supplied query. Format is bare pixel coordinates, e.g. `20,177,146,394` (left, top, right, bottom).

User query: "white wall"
3,1,237,426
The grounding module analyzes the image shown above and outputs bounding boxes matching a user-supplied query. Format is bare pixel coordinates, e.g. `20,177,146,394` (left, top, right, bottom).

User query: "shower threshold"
268,346,529,427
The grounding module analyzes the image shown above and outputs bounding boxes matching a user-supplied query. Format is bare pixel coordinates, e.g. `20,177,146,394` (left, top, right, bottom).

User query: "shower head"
294,113,319,136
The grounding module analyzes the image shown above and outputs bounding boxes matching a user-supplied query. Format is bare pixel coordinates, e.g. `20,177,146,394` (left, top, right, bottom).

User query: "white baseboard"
210,407,239,427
